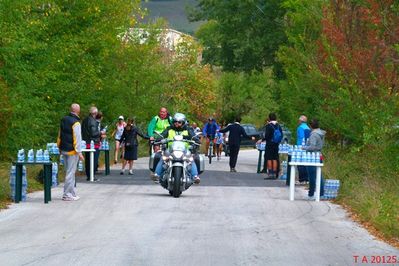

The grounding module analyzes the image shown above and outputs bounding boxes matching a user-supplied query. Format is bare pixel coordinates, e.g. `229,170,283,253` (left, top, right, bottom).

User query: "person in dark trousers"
219,116,255,172
296,115,311,184
119,118,150,175
81,106,101,181
259,113,283,179
302,118,325,200
57,103,84,201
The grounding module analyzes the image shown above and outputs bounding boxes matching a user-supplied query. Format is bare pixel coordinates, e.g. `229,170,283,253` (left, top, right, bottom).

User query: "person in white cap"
112,115,126,164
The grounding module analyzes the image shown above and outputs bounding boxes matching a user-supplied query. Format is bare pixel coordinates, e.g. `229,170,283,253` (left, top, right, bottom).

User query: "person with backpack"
259,113,283,179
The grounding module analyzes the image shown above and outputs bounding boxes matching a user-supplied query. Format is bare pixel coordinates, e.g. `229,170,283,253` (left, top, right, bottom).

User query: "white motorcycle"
149,134,205,198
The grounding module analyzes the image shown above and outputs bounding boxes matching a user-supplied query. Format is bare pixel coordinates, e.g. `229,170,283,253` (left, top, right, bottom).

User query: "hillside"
141,0,203,34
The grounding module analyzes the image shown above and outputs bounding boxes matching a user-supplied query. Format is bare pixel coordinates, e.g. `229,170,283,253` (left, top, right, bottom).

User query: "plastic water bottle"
292,151,297,162
17,149,25,162
78,160,83,172
43,150,50,162
22,166,27,201
52,162,58,187
9,165,16,200
27,149,34,163
90,140,94,149
105,139,109,150
59,154,64,165
35,149,43,162
81,140,86,150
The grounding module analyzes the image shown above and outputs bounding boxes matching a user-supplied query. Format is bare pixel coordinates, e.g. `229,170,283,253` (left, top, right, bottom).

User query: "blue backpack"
271,124,283,143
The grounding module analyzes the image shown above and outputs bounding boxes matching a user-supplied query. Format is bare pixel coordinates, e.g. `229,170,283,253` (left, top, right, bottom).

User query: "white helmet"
173,113,186,124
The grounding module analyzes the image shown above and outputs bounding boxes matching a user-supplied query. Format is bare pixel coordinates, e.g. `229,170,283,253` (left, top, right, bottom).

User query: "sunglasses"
174,121,183,124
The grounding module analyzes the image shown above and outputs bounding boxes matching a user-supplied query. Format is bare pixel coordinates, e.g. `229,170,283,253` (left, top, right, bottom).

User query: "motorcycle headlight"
172,151,184,159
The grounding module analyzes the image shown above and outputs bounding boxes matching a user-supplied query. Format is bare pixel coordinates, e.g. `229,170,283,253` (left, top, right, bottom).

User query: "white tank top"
115,122,125,140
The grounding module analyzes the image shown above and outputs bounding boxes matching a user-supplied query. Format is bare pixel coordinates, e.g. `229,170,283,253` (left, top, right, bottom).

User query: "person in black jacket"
120,118,150,175
259,113,283,179
81,106,101,181
57,103,85,201
219,116,255,172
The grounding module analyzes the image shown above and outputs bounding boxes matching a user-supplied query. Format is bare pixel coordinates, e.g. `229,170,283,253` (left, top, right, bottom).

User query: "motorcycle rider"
151,113,201,184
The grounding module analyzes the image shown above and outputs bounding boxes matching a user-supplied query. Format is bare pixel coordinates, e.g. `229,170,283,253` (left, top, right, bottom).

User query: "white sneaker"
151,173,160,183
307,196,315,201
62,196,79,201
128,170,133,175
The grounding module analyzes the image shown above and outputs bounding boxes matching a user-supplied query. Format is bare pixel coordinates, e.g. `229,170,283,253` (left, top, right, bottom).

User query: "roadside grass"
323,141,399,246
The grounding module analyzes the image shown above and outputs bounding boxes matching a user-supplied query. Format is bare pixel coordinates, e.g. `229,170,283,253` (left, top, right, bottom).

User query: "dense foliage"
189,0,286,74
0,0,216,158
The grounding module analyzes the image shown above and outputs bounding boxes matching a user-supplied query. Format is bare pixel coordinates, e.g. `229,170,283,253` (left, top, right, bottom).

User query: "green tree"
189,0,287,75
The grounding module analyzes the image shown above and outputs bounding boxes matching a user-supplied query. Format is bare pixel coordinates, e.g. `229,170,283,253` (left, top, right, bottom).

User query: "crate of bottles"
321,179,340,200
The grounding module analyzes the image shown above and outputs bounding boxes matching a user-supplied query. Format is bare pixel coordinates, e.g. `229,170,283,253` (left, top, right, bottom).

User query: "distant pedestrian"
112,115,126,164
120,118,150,175
191,122,201,134
57,103,84,201
202,117,219,156
296,115,311,184
303,118,325,200
259,113,283,179
215,130,224,160
219,116,255,172
81,106,101,181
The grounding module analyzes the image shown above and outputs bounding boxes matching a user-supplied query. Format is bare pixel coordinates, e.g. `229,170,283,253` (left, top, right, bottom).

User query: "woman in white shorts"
112,116,126,164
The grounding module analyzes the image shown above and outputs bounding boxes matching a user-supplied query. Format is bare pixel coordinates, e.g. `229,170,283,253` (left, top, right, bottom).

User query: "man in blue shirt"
296,115,311,183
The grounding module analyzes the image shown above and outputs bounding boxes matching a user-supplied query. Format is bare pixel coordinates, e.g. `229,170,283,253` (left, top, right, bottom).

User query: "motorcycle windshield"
169,141,186,152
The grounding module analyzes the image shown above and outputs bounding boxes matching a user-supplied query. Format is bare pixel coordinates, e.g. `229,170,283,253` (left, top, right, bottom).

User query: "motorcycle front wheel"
172,166,183,198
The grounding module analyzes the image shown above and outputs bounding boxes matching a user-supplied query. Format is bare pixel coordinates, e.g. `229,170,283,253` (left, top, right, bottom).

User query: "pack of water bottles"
291,150,321,164
321,179,340,200
9,165,27,201
280,160,288,180
52,162,58,187
100,139,110,150
47,143,59,155
256,142,266,151
278,144,292,153
25,149,51,163
17,149,25,162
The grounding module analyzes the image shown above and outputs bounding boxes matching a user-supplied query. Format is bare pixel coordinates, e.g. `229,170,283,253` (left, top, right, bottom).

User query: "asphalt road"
0,150,397,266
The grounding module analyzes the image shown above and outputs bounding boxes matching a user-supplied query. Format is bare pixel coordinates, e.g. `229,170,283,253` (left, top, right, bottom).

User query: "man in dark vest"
57,103,84,201
219,116,255,172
